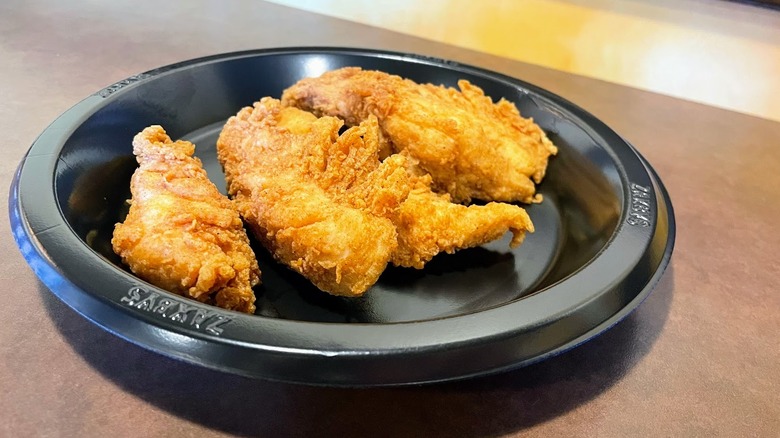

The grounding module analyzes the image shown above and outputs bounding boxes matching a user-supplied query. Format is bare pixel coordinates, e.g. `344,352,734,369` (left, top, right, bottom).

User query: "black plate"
9,47,675,386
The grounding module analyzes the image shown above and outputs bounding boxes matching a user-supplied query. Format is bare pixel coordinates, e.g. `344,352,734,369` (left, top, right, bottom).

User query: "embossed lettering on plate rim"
120,286,232,335
627,183,653,227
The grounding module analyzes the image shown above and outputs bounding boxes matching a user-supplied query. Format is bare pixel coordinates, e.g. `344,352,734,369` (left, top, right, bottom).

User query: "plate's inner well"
54,54,622,323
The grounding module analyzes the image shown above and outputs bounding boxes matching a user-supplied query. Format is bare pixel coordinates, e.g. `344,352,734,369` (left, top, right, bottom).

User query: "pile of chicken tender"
111,67,557,314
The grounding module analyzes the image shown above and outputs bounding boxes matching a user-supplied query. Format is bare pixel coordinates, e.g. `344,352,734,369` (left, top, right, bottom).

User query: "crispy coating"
281,67,557,203
112,126,260,313
217,98,411,297
217,99,534,294
392,162,534,269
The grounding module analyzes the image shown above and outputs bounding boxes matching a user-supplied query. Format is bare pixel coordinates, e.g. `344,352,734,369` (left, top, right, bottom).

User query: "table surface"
1,1,778,437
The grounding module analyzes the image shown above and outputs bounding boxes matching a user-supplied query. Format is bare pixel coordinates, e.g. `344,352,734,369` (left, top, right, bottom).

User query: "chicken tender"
392,163,534,269
281,67,557,203
217,98,411,297
112,126,260,313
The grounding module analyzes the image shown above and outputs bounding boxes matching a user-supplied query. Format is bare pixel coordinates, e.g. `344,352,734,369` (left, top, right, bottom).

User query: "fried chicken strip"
217,98,411,297
112,126,260,313
281,67,557,204
392,162,534,269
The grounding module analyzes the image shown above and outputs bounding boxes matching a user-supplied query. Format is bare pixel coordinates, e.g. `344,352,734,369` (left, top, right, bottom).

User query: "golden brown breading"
112,126,260,313
391,161,534,269
218,99,535,295
281,67,557,204
217,98,411,297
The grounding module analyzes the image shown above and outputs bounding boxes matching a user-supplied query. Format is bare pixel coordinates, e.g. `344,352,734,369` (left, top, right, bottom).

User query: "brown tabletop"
1,1,778,436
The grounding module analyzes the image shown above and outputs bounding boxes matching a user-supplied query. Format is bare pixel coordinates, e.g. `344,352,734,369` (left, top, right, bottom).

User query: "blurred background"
267,0,780,122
